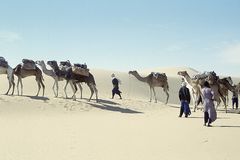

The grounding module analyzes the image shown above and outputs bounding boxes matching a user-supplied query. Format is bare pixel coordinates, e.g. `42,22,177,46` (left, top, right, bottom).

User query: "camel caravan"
0,57,98,102
177,70,239,113
1,56,240,112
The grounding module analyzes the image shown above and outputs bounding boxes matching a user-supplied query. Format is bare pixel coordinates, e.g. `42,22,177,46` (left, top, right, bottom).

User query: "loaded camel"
217,77,234,109
36,60,83,98
128,70,169,104
59,61,83,99
178,71,231,112
206,72,228,112
177,71,202,112
0,58,15,95
13,62,45,96
47,61,98,102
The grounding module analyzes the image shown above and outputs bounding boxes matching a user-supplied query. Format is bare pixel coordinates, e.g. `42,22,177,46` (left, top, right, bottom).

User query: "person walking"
232,85,239,110
111,73,122,99
202,81,217,127
178,81,191,118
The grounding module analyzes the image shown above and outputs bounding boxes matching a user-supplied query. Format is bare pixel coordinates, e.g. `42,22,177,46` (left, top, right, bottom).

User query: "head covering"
111,73,115,78
181,81,187,87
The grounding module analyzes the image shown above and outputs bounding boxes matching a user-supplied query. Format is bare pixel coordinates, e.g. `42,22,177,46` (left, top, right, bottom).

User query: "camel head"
177,71,188,77
128,70,138,75
47,60,58,69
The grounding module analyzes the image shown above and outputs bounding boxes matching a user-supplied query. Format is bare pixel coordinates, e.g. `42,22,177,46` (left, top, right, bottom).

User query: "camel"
59,61,83,99
0,65,15,95
36,60,82,98
178,70,229,112
128,70,169,104
217,77,234,109
47,61,98,102
13,64,45,96
177,71,202,112
206,72,228,111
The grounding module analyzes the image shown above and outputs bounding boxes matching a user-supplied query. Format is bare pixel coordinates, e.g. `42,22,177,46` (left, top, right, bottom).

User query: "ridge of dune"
141,66,200,77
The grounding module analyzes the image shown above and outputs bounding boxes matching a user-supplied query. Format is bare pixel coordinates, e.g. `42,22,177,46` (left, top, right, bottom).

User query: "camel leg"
93,85,98,102
11,77,15,95
36,79,41,97
64,80,69,99
88,83,94,102
149,87,152,102
152,87,157,103
71,82,77,101
55,80,59,97
19,78,23,96
40,78,45,97
215,96,221,111
5,77,12,95
69,81,77,99
164,87,169,104
17,77,20,96
52,80,57,97
77,83,83,99
191,89,197,112
220,95,227,113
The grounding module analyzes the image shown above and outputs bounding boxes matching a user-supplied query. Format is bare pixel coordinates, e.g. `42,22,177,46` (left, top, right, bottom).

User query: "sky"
0,0,240,76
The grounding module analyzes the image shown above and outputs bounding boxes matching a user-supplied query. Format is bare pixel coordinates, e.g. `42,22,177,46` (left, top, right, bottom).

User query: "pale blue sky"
0,0,240,76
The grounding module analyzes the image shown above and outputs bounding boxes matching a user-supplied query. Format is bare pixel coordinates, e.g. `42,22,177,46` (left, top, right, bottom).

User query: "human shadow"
188,116,202,119
98,99,120,105
87,102,143,114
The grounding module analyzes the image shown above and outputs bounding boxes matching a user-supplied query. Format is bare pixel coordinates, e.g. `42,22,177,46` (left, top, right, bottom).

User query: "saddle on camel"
72,63,89,77
22,59,36,70
0,57,8,68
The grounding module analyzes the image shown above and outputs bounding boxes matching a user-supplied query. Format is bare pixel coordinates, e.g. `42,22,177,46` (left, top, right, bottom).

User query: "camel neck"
131,72,148,82
40,63,49,72
183,74,192,84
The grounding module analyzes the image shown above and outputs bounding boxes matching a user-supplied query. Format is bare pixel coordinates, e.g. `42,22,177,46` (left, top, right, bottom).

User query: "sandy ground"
0,67,240,160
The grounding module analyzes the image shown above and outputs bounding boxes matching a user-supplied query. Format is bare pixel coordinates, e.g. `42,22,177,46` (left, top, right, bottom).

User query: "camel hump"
0,57,8,68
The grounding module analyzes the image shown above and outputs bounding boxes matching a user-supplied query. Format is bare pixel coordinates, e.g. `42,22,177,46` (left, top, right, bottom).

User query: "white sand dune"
0,67,240,160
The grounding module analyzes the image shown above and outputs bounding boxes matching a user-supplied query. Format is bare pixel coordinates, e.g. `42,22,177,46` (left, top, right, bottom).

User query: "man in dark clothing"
111,74,122,99
179,82,191,117
232,85,238,109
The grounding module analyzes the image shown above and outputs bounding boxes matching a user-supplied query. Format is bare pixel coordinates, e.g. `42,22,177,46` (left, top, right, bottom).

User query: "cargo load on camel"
72,63,89,76
22,59,36,70
0,57,8,68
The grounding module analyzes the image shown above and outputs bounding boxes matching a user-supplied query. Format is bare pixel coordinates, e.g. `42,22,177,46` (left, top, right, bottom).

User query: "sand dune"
0,67,240,160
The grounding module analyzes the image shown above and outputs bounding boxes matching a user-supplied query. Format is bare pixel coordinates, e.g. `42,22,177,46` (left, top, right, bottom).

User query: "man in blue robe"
178,82,191,117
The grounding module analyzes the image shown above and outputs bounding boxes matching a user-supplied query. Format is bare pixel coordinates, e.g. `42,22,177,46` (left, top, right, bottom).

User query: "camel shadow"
213,125,240,128
87,102,143,114
25,95,50,102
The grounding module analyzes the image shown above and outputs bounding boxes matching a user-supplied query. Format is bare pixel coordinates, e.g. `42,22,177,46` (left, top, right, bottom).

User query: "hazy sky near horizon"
0,0,240,76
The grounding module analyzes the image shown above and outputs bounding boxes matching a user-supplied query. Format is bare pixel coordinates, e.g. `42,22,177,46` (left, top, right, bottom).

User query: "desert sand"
0,67,240,160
